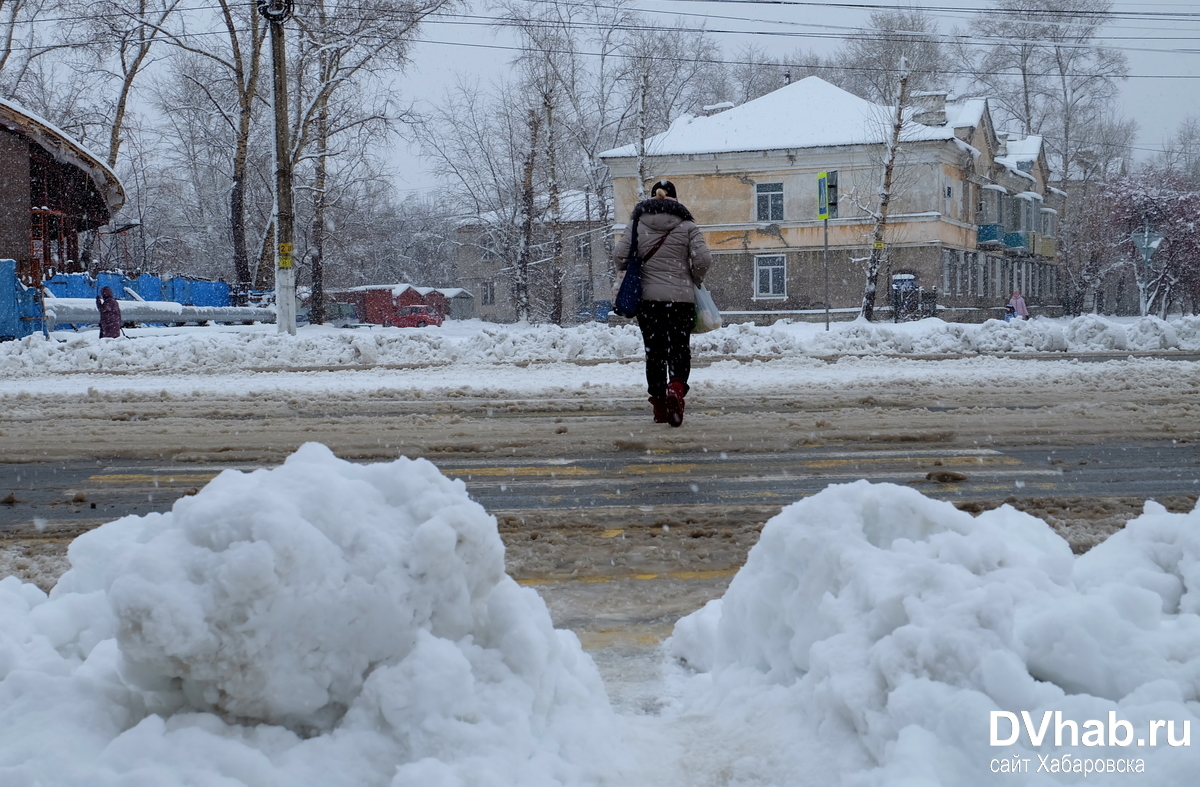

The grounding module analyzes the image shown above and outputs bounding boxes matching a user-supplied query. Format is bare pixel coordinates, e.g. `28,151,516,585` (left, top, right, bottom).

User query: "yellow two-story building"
600,77,1062,322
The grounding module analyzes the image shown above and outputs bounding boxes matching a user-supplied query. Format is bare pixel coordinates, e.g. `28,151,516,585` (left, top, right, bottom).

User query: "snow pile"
1,315,1196,378
457,322,644,363
0,444,627,786
666,482,1200,785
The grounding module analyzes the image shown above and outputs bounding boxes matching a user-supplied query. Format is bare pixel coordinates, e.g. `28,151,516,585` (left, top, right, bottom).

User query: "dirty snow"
2,314,1197,378
1,314,1198,785
665,482,1200,785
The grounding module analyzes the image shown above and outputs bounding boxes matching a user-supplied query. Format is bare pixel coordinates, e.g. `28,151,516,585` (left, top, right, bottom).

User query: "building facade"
600,77,1062,322
0,98,124,284
455,190,612,324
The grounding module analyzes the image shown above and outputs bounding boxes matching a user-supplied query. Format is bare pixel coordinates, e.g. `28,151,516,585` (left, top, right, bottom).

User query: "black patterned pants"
635,300,693,399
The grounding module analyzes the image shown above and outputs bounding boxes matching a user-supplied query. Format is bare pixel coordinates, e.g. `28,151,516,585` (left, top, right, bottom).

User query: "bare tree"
1158,116,1200,187
274,0,451,321
0,0,76,101
836,8,943,104
859,60,911,321
150,0,267,302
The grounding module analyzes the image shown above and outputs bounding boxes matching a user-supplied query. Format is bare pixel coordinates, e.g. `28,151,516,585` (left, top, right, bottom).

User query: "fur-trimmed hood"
630,198,694,224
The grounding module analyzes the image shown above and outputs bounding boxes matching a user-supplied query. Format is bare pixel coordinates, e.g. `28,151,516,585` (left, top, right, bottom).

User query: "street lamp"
1130,219,1163,318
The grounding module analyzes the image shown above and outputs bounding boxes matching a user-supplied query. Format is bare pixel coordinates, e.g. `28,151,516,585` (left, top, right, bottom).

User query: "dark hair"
649,180,676,199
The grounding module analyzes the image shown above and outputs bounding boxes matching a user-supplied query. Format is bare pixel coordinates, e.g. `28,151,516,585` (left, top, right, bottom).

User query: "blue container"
1004,232,1027,249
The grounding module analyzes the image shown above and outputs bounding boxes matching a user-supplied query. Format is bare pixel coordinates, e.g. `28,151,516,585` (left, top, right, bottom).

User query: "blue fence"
3,268,235,340
0,260,45,340
42,272,230,307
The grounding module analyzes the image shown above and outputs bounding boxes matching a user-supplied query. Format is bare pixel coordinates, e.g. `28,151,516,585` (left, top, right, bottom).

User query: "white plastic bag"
693,284,722,334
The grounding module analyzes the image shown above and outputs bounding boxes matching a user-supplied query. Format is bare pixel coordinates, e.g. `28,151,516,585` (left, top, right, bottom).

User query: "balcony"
1004,231,1028,250
977,224,1004,246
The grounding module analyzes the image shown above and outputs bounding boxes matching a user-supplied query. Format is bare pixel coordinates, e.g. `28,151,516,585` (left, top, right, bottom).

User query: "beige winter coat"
613,199,712,303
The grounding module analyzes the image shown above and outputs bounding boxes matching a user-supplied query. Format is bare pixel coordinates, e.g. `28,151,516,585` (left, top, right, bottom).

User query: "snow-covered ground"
2,315,1198,785
1,313,1197,379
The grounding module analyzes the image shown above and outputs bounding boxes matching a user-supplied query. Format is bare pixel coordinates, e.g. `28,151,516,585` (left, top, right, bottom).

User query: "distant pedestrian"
612,180,712,427
1008,289,1029,320
96,286,122,338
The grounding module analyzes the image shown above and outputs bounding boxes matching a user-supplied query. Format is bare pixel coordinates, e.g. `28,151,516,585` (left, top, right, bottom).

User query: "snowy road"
5,319,1200,785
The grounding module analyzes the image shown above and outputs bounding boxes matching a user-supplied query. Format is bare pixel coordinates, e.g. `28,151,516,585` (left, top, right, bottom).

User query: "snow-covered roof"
338,284,471,299
600,77,963,159
0,97,125,217
944,97,988,130
994,134,1043,183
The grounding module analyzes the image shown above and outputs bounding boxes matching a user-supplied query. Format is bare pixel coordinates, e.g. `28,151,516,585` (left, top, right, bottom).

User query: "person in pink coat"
1008,289,1029,320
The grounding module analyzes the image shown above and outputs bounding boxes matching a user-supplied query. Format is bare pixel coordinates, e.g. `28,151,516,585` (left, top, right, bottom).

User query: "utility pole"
259,0,296,335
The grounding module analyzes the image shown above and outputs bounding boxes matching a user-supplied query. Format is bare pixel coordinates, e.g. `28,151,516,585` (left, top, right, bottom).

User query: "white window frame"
756,182,784,222
753,254,787,299
480,281,495,306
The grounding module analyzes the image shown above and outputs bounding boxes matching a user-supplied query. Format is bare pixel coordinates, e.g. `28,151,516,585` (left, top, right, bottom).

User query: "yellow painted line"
618,463,704,475
600,528,624,538
802,456,1020,469
517,568,738,587
88,473,219,484
442,466,600,477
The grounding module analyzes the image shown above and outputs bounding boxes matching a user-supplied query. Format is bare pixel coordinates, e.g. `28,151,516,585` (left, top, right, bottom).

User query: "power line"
407,33,1200,80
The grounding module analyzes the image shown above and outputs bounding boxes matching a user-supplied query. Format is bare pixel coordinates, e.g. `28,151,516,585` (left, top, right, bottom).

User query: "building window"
575,234,591,260
480,281,495,305
1041,210,1057,238
574,278,592,307
754,255,786,298
756,182,784,222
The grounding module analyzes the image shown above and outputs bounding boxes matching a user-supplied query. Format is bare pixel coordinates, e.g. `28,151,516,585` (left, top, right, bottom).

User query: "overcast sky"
389,0,1200,195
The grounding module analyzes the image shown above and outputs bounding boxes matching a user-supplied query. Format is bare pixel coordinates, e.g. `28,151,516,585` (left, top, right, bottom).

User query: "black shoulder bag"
613,223,674,319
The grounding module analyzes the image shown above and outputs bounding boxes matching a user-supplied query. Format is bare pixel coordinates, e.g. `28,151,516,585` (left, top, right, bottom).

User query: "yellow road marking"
802,456,1019,469
517,568,738,586
446,455,1018,479
600,528,624,538
619,463,704,475
88,473,219,484
443,466,600,477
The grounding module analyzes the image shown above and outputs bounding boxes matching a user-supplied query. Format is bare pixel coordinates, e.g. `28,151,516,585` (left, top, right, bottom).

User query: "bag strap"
638,225,675,263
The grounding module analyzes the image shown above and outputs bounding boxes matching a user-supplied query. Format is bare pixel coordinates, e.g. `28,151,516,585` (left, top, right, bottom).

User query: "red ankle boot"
665,379,687,427
649,396,668,423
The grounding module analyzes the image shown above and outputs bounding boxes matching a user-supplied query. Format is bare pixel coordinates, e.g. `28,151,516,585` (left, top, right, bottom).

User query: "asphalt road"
2,441,1195,534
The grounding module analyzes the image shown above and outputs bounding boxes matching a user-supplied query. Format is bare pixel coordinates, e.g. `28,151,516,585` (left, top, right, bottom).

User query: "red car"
386,304,443,328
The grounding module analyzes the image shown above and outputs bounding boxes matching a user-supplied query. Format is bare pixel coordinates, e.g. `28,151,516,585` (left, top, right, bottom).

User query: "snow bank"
1,314,1195,378
0,444,627,786
666,482,1200,785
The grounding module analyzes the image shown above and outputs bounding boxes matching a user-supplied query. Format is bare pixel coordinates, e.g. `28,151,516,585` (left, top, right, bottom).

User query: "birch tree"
836,8,942,104
859,60,910,321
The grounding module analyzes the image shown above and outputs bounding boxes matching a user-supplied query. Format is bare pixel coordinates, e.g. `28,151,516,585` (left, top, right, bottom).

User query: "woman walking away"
613,180,712,427
96,286,122,338
1008,288,1029,320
